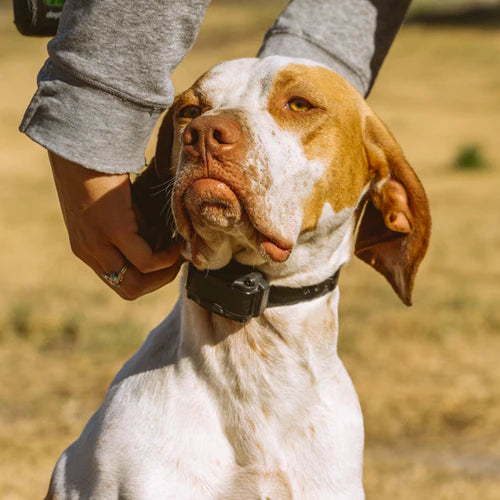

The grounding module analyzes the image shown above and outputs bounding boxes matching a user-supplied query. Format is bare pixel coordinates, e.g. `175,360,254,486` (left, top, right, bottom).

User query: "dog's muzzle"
183,178,242,230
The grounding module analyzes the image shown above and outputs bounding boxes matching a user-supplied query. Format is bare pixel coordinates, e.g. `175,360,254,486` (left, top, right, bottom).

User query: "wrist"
49,151,130,209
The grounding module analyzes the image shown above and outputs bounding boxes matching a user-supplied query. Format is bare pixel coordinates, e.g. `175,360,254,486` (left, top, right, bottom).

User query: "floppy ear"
131,105,177,251
354,111,431,305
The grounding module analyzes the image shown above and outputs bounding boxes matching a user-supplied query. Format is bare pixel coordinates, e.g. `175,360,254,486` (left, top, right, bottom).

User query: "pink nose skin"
182,115,243,158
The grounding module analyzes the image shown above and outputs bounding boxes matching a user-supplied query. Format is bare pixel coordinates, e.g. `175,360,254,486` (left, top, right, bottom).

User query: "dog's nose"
182,115,242,158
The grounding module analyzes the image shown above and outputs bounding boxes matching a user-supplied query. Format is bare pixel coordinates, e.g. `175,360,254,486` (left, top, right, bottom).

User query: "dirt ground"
1,1,499,499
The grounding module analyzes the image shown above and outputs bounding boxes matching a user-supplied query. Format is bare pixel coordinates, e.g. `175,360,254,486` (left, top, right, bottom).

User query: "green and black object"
13,0,64,36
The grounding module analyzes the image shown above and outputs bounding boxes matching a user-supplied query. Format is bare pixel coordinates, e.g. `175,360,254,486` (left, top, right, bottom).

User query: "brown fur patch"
267,64,371,231
267,63,431,304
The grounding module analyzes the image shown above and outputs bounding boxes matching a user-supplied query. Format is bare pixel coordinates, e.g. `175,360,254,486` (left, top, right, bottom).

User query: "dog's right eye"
178,105,203,119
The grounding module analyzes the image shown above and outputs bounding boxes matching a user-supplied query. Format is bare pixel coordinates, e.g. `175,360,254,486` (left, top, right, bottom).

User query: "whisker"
150,180,175,197
160,196,172,218
150,178,175,190
151,187,169,197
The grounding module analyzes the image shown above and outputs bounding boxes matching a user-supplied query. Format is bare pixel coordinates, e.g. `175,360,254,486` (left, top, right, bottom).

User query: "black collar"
186,260,340,323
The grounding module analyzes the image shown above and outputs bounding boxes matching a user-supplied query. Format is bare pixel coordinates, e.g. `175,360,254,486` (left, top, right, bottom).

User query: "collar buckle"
186,262,270,323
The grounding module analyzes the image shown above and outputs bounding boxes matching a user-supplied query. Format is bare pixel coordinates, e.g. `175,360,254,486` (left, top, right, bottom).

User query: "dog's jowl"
46,57,430,500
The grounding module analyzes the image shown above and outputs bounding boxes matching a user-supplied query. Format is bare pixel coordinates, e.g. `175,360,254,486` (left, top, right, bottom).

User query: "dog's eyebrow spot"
175,88,213,115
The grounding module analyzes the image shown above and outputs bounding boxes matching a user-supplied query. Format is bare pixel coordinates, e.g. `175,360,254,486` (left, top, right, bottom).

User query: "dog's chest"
52,300,364,499
89,309,363,498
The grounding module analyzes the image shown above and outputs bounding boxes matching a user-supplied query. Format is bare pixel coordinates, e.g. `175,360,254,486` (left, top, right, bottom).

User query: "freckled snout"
183,115,243,159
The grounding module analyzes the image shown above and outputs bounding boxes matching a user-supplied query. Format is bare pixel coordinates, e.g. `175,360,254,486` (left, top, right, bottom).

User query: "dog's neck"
180,284,339,350
178,205,356,359
166,209,357,467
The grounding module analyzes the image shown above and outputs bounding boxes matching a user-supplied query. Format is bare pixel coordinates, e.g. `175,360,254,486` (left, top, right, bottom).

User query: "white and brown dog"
46,57,430,499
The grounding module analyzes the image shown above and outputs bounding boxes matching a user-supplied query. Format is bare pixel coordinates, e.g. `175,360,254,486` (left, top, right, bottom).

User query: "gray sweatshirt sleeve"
20,0,410,174
258,0,412,96
20,0,211,174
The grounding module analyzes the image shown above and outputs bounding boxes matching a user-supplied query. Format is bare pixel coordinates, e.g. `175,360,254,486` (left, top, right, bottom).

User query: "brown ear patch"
355,114,431,305
131,106,177,251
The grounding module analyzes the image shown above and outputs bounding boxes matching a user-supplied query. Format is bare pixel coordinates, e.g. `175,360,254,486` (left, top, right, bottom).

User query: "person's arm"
22,0,211,172
20,0,211,297
258,0,412,97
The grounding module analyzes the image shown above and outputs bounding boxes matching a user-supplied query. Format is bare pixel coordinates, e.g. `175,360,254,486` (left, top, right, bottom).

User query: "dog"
45,56,430,499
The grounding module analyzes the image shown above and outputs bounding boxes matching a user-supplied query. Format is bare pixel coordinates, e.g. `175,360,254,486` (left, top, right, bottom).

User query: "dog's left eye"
178,105,203,119
287,98,314,112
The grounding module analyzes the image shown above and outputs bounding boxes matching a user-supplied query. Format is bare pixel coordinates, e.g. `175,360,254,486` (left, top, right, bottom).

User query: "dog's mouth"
183,179,242,229
257,233,292,263
177,178,292,266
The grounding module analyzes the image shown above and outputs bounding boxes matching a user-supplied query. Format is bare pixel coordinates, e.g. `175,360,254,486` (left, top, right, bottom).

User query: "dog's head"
133,57,430,305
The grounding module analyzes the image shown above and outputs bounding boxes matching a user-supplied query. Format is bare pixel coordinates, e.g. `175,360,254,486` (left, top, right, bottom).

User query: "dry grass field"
1,1,499,498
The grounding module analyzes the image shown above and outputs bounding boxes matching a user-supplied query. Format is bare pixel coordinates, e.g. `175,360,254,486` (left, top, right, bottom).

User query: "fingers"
111,231,182,273
92,244,125,278
91,242,182,300
101,259,182,301
71,228,182,300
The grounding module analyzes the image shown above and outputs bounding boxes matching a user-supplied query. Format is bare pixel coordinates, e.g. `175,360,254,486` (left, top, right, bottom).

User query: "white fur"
47,57,367,499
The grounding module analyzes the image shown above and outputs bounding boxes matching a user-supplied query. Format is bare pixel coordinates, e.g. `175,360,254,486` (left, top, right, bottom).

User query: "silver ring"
103,264,128,288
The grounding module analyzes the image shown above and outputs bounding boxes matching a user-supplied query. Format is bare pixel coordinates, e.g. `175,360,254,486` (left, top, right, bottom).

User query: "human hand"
49,152,182,300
